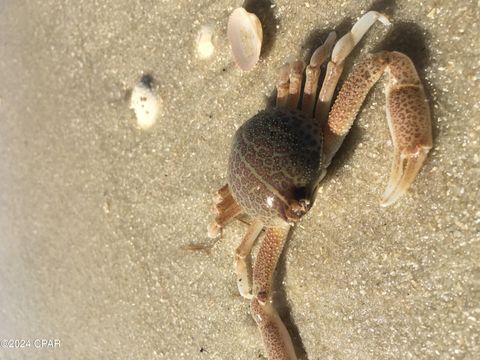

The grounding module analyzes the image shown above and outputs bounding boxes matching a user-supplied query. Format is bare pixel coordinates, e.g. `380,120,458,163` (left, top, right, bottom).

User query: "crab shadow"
243,0,278,59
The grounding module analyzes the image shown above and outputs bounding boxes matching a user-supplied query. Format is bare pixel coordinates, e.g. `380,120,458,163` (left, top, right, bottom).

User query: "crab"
208,11,432,360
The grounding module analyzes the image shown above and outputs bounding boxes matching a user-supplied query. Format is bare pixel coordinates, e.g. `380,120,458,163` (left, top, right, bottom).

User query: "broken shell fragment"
130,75,162,130
227,7,263,71
196,25,215,59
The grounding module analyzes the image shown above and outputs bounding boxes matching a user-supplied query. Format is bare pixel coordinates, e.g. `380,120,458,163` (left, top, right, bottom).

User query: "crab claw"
325,51,432,207
381,146,430,207
381,52,433,207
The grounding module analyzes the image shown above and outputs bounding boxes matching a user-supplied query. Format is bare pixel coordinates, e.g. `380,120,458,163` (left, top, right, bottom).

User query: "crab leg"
234,219,264,299
315,11,391,125
250,224,297,360
285,60,305,111
276,63,291,108
211,183,232,205
208,184,242,238
302,31,337,117
324,51,432,206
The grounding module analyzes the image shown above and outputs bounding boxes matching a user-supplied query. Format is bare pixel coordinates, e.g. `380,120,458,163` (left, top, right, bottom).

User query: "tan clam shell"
227,8,263,71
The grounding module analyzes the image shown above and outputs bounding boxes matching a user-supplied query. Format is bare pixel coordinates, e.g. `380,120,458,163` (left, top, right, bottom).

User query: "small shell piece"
227,8,263,71
129,75,162,130
196,25,215,59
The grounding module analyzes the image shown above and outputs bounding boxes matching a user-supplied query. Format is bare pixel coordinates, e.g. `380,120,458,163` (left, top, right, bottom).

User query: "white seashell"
130,76,162,130
227,7,263,71
196,25,215,59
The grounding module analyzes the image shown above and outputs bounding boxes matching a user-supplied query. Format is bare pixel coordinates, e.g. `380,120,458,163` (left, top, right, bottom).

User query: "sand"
0,0,478,359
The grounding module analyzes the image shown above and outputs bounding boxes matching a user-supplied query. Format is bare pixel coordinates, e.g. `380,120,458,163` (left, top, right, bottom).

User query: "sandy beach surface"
0,0,479,359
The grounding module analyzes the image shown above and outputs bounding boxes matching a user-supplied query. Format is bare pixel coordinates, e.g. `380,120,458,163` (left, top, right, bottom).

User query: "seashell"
196,25,215,59
130,75,162,130
227,7,263,71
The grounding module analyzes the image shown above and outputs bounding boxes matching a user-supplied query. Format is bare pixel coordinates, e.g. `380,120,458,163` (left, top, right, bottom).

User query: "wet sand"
0,0,479,359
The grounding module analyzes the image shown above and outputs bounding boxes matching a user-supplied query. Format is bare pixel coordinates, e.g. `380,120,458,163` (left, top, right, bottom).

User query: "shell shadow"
243,0,278,59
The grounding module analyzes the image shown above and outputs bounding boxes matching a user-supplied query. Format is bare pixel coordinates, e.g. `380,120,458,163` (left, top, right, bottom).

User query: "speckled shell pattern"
227,108,323,225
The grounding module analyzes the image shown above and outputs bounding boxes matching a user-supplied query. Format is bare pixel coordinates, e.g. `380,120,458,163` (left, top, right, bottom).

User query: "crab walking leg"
213,183,231,203
302,31,337,117
322,53,386,164
234,219,264,299
251,225,297,360
276,63,291,108
286,60,305,111
208,184,242,238
324,51,432,205
315,11,391,125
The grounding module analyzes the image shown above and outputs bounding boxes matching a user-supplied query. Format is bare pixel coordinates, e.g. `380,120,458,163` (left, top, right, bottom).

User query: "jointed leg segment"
276,60,306,111
208,184,242,238
286,60,305,110
316,11,391,125
209,194,296,358
276,63,291,108
250,225,297,360
234,219,264,299
302,31,337,117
